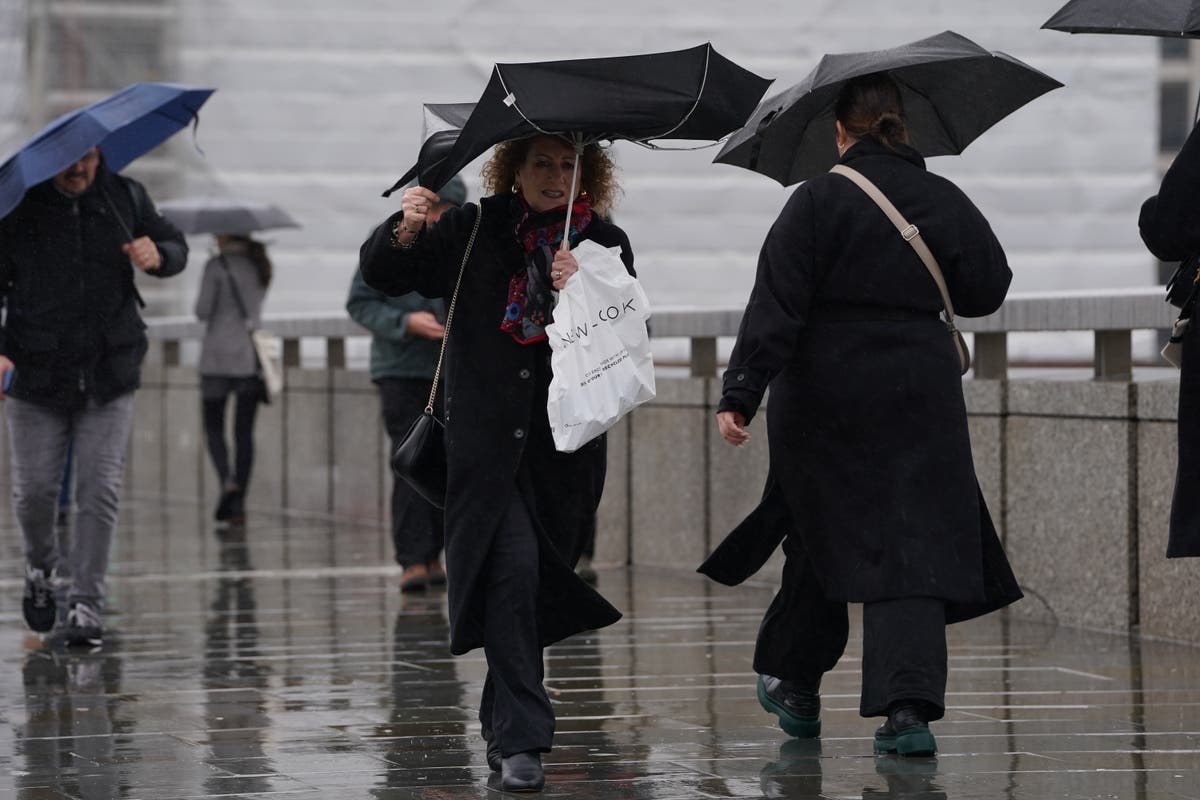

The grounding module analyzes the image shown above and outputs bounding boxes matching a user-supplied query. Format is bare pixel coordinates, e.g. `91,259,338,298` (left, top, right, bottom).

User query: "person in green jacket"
346,177,464,591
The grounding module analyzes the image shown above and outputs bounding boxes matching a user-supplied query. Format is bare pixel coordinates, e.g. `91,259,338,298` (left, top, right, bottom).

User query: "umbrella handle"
560,139,583,252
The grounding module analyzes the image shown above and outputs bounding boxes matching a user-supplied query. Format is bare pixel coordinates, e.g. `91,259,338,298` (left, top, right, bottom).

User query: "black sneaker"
22,566,57,633
65,602,103,648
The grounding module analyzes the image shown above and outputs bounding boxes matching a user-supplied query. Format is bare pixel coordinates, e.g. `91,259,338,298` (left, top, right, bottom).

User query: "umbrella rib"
894,76,962,152
493,65,567,138
492,48,717,148
631,45,711,143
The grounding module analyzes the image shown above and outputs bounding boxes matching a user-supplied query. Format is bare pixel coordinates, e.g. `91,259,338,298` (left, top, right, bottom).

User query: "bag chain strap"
425,205,482,415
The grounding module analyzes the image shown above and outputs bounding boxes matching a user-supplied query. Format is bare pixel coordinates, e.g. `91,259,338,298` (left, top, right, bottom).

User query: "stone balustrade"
7,289,1191,644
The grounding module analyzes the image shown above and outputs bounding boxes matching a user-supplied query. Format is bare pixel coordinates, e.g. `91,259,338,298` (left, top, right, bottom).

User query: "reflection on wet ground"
0,495,1197,799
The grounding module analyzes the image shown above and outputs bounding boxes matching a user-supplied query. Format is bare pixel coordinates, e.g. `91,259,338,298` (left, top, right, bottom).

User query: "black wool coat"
0,164,187,409
1138,121,1200,558
700,138,1023,622
359,193,630,654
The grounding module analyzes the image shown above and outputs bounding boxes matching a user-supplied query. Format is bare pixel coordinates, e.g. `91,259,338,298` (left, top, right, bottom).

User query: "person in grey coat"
346,176,464,592
701,74,1022,758
194,235,272,525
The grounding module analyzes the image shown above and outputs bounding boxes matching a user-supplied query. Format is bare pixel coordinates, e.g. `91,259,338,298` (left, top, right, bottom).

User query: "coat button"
513,428,525,439
737,373,746,381
518,368,531,379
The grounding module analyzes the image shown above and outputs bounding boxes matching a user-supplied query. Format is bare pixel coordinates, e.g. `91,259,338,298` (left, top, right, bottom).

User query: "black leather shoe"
874,704,937,756
500,751,544,793
758,674,821,738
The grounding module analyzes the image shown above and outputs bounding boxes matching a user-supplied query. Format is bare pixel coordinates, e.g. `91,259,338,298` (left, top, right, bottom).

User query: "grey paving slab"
0,494,1196,799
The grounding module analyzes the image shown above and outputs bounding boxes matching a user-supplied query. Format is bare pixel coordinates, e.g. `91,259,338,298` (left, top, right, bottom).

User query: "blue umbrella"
0,82,215,221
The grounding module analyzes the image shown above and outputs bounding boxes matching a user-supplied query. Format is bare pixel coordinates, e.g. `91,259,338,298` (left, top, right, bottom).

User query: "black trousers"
754,535,948,720
478,492,555,756
201,376,261,490
377,377,443,567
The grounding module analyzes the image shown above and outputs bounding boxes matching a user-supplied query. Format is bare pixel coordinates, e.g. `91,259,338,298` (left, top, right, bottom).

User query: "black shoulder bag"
1163,254,1200,368
390,205,482,509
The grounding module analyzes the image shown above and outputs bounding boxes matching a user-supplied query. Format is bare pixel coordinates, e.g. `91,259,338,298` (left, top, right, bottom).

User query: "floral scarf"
500,194,593,344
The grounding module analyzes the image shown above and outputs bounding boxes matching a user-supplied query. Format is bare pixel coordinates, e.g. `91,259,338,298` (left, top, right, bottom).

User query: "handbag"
1166,253,1200,309
390,204,482,509
218,255,282,403
830,165,971,375
1162,259,1200,368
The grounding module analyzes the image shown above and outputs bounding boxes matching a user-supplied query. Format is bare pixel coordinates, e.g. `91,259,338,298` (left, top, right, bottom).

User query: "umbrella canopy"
1043,0,1200,38
384,43,771,196
157,198,301,235
713,31,1062,186
0,82,215,221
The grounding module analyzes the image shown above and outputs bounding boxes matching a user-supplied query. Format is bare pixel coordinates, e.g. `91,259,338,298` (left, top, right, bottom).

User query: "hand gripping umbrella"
157,198,301,235
0,82,215,221
1043,0,1200,38
383,43,771,245
713,31,1062,186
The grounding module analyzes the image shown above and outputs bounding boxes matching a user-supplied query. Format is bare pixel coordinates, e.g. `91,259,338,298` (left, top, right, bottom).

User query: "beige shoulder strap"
829,164,957,322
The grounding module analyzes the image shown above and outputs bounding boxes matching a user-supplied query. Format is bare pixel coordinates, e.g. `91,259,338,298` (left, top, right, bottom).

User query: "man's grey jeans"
6,393,135,610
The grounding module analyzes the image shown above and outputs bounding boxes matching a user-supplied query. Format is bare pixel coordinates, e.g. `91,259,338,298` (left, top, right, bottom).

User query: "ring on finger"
552,270,563,279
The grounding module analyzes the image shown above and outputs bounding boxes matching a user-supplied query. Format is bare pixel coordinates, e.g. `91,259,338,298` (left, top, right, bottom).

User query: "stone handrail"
148,287,1177,380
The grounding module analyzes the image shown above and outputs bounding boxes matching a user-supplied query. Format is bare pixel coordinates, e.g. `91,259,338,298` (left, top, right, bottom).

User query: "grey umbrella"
713,31,1062,186
157,197,301,235
1043,0,1200,38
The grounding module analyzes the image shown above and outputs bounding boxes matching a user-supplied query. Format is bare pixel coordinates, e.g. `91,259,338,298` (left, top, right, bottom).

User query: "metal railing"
147,287,1178,381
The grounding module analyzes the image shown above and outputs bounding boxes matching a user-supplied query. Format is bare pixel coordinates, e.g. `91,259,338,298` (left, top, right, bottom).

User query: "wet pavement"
0,495,1197,799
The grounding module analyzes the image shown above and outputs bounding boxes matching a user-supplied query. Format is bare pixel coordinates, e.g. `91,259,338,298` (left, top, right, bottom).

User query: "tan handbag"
830,164,971,375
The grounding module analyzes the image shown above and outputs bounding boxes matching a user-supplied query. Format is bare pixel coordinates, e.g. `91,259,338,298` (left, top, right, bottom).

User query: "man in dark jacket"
0,146,187,647
346,176,463,592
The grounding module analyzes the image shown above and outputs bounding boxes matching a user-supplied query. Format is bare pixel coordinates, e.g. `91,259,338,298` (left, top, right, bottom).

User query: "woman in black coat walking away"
1138,120,1200,559
701,73,1022,758
359,134,630,792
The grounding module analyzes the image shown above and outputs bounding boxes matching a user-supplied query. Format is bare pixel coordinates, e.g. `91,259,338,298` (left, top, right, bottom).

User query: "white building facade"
0,1,1166,332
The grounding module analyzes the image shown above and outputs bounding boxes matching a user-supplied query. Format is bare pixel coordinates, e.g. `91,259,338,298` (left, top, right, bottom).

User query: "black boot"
500,751,544,792
874,703,937,757
757,674,821,738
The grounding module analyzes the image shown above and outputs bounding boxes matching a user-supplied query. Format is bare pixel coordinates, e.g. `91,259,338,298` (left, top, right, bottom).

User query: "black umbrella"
1043,0,1200,38
383,43,772,197
712,31,1063,186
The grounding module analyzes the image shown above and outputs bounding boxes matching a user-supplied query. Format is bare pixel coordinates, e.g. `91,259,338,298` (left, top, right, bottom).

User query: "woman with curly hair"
359,134,631,793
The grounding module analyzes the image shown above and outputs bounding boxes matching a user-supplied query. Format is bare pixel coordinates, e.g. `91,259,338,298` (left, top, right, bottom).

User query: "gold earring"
511,183,520,194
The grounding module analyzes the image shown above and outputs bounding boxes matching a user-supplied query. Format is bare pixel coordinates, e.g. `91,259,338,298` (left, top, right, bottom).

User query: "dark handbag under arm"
390,205,483,509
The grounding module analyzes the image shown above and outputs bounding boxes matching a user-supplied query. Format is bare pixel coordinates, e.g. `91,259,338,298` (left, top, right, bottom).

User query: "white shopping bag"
545,239,656,452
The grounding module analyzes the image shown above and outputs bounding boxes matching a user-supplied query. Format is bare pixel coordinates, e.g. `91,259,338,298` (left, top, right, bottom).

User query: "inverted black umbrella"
713,31,1062,186
157,197,301,235
383,43,772,198
394,102,477,192
1043,0,1200,37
